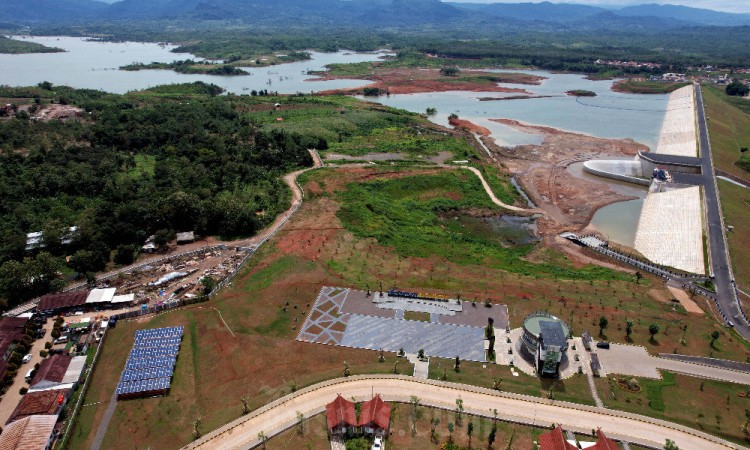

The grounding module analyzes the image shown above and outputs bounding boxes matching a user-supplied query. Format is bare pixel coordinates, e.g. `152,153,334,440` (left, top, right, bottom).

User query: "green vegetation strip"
336,171,621,281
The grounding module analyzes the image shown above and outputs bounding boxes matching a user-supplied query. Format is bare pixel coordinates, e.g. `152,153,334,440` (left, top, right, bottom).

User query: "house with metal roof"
29,355,86,392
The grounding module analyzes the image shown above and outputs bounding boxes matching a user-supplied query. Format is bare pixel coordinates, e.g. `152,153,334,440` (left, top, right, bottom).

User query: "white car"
22,354,32,364
371,437,383,450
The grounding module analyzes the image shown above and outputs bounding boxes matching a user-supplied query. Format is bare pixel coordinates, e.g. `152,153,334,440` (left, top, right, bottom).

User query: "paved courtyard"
297,287,509,362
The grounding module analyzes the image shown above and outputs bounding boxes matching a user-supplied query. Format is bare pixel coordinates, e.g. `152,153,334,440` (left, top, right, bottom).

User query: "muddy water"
444,214,539,247
566,161,647,247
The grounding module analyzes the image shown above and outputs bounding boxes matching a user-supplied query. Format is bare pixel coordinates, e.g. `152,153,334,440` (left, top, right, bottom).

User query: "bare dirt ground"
31,104,85,121
317,68,542,95
476,119,648,240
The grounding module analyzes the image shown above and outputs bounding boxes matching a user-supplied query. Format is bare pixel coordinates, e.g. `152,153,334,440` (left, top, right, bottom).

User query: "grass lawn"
404,311,431,322
701,85,750,179
427,358,595,407
268,408,541,450
702,84,750,292
719,180,750,292
596,371,750,446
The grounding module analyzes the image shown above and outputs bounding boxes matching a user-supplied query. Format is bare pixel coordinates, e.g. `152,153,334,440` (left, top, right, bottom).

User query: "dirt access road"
185,375,740,450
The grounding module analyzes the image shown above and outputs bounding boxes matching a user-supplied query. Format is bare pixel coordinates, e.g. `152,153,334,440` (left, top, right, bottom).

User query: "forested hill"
0,82,317,309
2,0,750,28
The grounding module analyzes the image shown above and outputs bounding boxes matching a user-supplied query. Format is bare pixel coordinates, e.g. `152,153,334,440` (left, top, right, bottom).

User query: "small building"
175,231,195,245
36,291,89,315
358,394,391,437
6,389,69,424
29,354,86,392
0,414,58,450
326,394,357,436
111,294,135,307
85,288,116,306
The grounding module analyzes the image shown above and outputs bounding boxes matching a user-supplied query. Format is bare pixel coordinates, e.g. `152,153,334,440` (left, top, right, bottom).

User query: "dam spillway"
584,85,706,274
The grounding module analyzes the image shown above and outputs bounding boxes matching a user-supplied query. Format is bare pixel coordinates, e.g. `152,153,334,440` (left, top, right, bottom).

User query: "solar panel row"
116,377,172,396
125,356,176,371
132,338,182,349
134,326,184,340
117,327,184,399
120,366,173,382
129,344,180,359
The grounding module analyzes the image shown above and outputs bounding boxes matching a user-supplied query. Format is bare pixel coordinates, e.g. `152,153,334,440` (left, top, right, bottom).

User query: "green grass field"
596,371,750,446
702,85,750,291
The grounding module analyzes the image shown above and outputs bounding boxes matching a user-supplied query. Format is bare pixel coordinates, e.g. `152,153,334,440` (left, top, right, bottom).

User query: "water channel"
0,37,667,247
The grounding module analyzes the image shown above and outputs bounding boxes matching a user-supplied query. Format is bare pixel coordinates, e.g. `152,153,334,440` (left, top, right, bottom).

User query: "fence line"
56,326,108,449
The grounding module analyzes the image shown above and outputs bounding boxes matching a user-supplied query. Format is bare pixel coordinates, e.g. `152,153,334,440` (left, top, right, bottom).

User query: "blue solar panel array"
116,326,183,399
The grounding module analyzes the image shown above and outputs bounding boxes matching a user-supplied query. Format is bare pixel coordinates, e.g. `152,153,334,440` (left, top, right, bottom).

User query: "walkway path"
90,390,118,450
184,375,742,450
458,165,540,214
406,354,430,379
586,371,604,408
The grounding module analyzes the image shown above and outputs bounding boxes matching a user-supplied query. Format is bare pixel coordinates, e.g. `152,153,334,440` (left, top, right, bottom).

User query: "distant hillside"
1,0,750,29
618,4,750,27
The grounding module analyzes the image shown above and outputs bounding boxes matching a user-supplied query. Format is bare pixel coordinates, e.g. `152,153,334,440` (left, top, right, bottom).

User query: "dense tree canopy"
0,83,315,308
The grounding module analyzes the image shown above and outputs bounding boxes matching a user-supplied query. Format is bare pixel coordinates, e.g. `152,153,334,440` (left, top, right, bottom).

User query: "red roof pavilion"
326,394,357,431
589,429,619,450
358,394,391,430
538,425,578,450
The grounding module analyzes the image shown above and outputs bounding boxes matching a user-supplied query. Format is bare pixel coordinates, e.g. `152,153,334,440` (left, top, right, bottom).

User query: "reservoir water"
0,36,383,94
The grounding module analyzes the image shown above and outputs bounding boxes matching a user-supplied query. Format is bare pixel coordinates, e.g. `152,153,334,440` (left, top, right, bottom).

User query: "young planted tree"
454,356,461,373
711,330,721,348
455,398,464,424
467,421,474,448
488,423,497,449
649,323,661,342
296,411,305,434
447,422,455,444
625,319,634,341
599,316,608,337
430,417,440,443
410,396,420,436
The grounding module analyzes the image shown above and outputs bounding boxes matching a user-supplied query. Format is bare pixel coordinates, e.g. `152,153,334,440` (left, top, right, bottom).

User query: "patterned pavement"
297,287,488,361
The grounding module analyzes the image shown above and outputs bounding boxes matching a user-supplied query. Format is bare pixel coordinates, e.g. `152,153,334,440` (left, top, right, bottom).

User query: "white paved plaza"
634,185,705,274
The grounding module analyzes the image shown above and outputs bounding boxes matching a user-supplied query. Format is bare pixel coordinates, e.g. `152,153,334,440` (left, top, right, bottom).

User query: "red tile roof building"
0,316,30,382
358,394,391,436
37,291,89,313
6,389,69,424
326,394,357,435
538,425,578,450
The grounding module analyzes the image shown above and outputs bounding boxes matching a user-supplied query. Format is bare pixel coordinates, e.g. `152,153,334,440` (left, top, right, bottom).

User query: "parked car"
596,341,610,349
371,437,383,450
25,369,34,382
53,336,68,345
22,354,32,364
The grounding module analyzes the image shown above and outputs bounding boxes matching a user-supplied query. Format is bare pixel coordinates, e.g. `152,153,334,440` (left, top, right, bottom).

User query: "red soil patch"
448,117,491,136
317,68,538,95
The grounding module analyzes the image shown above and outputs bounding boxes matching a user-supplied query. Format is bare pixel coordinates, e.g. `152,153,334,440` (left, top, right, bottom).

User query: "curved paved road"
184,375,742,450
